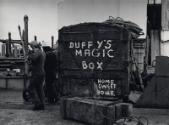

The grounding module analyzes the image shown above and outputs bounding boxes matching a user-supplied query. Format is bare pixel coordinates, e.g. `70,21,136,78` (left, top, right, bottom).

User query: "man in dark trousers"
28,41,46,110
43,46,59,104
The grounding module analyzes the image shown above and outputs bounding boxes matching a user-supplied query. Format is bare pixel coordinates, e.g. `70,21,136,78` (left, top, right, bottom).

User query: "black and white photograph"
0,0,169,124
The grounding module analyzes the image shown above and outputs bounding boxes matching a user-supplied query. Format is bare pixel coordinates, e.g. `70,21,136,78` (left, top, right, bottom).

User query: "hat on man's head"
29,41,40,48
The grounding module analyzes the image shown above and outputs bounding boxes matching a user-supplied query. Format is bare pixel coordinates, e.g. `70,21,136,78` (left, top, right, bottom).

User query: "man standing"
44,46,59,104
28,41,46,110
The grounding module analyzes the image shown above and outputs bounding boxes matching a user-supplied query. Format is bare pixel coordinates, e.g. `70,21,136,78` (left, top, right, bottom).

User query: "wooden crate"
58,23,132,99
60,97,133,125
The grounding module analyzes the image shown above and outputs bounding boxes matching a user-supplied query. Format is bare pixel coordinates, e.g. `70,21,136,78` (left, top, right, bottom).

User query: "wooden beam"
0,39,22,44
51,36,54,48
162,0,169,30
24,15,29,54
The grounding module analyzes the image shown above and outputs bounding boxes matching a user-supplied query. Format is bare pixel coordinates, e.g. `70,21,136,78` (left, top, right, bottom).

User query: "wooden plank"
162,0,169,30
151,30,160,63
0,39,22,44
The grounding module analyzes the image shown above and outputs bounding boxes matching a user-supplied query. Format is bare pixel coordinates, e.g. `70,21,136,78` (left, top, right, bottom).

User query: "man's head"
29,41,41,49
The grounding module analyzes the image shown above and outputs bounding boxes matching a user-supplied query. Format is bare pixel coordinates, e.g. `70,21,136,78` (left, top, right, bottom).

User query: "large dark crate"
58,23,132,99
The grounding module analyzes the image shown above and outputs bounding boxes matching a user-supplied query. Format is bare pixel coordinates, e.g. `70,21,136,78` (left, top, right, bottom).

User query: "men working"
28,41,46,110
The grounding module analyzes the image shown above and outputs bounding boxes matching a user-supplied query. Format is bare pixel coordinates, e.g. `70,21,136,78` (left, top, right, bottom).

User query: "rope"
104,17,144,38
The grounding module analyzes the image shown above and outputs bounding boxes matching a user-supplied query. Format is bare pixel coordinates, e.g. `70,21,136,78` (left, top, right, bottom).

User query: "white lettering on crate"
68,40,115,70
96,79,116,96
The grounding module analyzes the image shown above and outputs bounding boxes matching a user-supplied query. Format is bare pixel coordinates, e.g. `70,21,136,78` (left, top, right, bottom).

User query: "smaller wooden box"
60,97,132,125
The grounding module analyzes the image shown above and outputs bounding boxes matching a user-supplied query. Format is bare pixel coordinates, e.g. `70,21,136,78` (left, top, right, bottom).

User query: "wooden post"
24,15,29,54
51,36,54,48
6,32,12,57
34,35,37,41
2,43,6,56
23,15,29,89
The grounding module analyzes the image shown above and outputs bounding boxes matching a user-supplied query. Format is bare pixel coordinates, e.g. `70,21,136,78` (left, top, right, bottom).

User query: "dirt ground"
0,89,169,125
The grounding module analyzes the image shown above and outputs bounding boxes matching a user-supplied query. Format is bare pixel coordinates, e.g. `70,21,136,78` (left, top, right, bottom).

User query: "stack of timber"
0,57,25,89
0,57,24,71
60,97,133,125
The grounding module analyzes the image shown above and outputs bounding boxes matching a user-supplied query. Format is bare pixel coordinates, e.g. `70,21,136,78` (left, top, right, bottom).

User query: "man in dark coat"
28,41,46,110
43,46,59,104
